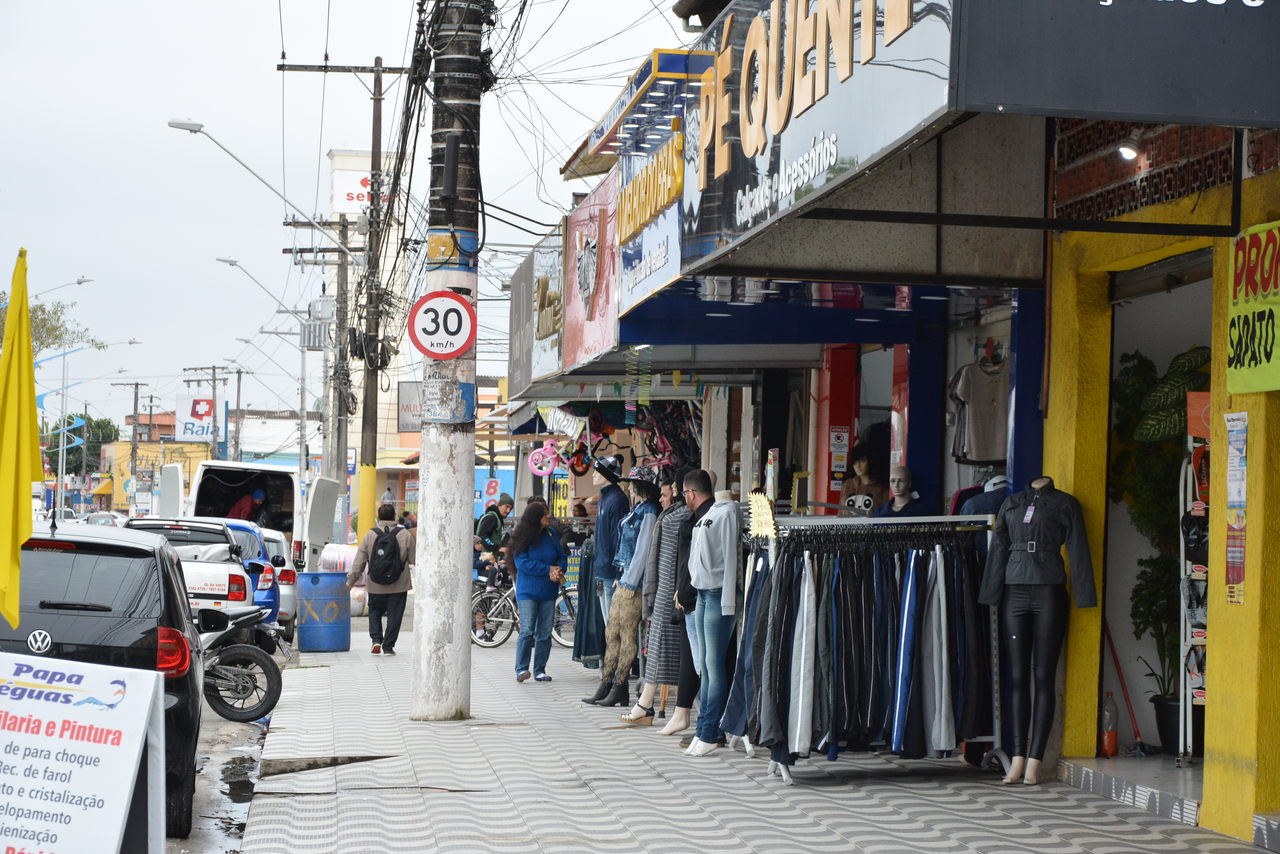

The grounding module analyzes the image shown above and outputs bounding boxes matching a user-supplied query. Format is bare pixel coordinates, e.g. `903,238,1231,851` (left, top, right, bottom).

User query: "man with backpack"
346,503,414,655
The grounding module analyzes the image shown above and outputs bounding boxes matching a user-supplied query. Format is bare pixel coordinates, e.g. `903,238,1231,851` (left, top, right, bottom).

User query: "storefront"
515,0,1280,842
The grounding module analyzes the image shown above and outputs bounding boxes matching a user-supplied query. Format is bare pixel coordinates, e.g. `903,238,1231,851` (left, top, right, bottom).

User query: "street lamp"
236,336,308,485
41,339,141,517
0,277,94,310
167,120,361,267
215,258,295,315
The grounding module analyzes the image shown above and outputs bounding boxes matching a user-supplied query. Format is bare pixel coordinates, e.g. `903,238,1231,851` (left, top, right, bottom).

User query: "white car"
82,511,129,527
124,518,255,614
261,528,296,641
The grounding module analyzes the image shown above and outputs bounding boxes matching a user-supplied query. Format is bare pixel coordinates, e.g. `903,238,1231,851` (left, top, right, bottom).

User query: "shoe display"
534,673,552,682
619,705,655,726
582,679,612,705
371,644,382,655
516,671,532,683
597,680,629,708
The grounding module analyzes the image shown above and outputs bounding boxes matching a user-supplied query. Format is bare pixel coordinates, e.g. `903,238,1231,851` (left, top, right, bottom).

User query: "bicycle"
470,583,577,649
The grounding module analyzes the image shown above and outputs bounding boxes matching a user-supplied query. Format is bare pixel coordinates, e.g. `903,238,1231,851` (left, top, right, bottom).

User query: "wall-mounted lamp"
1118,129,1143,161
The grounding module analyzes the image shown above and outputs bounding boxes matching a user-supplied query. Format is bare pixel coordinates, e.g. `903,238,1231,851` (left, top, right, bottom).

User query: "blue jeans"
515,598,555,676
596,578,617,626
694,588,734,743
685,612,701,676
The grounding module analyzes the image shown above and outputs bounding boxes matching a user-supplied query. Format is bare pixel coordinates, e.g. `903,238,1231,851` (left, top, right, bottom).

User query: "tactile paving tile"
243,631,1262,854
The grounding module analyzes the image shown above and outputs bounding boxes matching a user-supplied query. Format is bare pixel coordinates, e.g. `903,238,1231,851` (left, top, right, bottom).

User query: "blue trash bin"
296,572,351,652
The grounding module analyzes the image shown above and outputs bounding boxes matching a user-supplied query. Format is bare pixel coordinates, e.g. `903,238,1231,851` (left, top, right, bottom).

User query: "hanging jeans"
515,598,555,677
694,588,734,743
721,552,769,738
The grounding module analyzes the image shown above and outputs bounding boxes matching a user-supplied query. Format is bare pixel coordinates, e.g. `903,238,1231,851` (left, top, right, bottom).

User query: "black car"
0,524,204,838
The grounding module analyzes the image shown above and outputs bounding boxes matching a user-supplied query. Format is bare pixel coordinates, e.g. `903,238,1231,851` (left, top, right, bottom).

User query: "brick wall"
1053,120,1279,221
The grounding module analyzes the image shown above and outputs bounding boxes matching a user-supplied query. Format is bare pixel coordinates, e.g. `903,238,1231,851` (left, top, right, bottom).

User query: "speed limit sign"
408,291,477,360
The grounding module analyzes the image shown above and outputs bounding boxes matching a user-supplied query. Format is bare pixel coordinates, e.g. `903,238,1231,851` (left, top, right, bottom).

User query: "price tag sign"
407,291,477,360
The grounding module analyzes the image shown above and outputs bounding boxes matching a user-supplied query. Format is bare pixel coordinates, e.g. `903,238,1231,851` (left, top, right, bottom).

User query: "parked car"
0,524,203,838
123,518,254,616
261,528,296,641
83,510,129,526
220,519,281,625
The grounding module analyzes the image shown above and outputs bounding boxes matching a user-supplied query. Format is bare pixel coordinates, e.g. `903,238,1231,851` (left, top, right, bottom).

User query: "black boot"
582,679,612,705
598,679,629,708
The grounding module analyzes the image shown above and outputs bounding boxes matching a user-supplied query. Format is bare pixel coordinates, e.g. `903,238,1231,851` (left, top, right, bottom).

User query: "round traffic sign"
407,291,477,360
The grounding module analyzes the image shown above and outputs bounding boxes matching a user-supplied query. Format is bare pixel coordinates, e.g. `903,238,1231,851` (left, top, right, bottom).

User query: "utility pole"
112,382,147,507
277,61,408,536
334,215,352,540
182,366,228,460
411,0,486,721
232,370,244,461
359,55,387,546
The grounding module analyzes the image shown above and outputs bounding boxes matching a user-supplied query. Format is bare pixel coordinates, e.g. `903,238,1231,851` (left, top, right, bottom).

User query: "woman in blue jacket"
509,502,566,682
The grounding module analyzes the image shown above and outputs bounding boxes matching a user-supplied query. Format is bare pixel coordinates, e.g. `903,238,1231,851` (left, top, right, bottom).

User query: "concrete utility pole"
277,61,407,537
334,215,352,539
232,370,244,461
112,381,147,504
411,0,486,721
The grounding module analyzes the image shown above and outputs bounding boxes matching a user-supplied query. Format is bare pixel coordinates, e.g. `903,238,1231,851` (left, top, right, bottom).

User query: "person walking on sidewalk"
346,504,414,655
508,502,566,683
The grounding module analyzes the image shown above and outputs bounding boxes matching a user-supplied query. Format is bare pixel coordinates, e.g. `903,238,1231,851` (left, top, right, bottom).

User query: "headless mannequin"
989,476,1097,785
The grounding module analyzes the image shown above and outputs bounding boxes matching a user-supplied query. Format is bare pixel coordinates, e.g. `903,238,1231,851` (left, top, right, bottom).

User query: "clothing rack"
749,513,1006,784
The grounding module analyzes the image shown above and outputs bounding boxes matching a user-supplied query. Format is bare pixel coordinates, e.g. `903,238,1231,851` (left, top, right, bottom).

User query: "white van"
157,461,341,573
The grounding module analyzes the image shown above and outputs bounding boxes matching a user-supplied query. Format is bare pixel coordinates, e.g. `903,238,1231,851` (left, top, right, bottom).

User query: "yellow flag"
0,250,42,629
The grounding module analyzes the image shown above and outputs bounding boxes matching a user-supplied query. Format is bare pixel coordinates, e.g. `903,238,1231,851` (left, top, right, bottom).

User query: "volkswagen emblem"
26,630,52,655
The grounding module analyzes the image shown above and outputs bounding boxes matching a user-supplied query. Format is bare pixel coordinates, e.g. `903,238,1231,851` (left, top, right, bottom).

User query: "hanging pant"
787,552,817,756
722,552,769,738
890,550,925,754
1002,583,1069,761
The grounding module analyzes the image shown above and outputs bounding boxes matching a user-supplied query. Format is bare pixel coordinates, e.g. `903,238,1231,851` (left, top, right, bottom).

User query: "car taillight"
291,539,304,568
256,568,275,591
156,627,191,678
277,568,297,584
228,575,248,601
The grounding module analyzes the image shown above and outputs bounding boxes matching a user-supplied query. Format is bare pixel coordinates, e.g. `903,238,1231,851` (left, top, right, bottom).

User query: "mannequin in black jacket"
980,476,1097,785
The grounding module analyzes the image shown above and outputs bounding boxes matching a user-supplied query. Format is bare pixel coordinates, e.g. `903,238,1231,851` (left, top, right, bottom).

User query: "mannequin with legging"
979,476,1097,785
581,473,660,709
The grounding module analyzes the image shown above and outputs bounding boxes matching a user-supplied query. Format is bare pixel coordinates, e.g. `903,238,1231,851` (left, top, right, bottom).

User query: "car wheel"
281,618,295,643
166,756,195,838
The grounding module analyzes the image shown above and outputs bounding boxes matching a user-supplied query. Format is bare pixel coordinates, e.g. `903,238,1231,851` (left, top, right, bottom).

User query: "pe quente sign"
0,653,164,854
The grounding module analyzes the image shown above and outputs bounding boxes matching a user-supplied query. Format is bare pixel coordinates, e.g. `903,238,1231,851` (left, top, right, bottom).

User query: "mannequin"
591,456,629,625
840,446,888,516
619,470,688,725
873,466,929,517
582,472,660,708
979,475,1097,785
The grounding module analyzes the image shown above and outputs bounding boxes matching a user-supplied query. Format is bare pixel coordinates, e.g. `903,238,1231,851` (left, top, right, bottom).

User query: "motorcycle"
195,606,287,723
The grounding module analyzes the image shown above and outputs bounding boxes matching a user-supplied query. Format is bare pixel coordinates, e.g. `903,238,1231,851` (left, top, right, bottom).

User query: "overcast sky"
0,1,690,433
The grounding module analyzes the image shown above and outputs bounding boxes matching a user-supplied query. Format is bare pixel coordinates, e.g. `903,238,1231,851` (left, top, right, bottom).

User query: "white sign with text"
0,653,163,854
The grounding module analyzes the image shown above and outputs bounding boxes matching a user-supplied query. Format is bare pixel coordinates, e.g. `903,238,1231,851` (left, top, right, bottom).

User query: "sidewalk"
242,631,1257,854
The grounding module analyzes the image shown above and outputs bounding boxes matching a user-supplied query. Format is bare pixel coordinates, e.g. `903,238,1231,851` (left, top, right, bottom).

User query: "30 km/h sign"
408,291,477,360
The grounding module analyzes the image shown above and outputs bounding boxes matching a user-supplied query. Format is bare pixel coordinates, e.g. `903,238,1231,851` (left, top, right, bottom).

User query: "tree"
46,412,119,476
0,295,102,359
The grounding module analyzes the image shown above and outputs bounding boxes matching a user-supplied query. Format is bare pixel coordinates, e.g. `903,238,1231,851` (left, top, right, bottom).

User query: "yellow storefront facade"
1049,160,1280,841
99,440,213,511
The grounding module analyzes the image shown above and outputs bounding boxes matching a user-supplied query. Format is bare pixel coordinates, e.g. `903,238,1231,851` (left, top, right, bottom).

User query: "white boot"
683,737,705,756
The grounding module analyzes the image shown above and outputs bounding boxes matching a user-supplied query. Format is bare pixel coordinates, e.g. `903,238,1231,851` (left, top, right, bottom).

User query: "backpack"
368,526,406,585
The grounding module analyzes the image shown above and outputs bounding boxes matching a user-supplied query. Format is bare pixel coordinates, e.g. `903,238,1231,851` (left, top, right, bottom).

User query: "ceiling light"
854,317,880,323
646,133,664,139
656,79,676,86
1118,129,1143,161
622,123,638,128
706,312,732,317
640,101,657,108
919,295,949,301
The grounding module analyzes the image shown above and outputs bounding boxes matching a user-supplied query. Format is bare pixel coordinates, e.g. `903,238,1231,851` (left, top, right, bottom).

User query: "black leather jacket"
979,478,1098,608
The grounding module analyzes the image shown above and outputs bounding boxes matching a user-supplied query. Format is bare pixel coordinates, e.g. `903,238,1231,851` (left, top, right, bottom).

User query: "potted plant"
1109,348,1208,754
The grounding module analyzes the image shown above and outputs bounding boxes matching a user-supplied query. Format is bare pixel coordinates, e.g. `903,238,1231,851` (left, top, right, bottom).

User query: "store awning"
90,479,114,496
